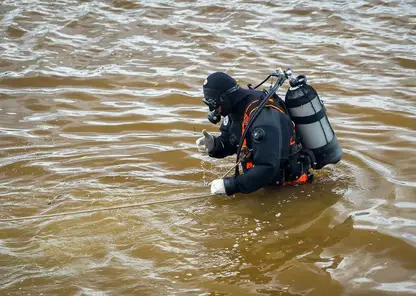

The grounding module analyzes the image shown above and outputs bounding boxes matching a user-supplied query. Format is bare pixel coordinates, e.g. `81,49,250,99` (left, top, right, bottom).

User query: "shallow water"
0,0,415,295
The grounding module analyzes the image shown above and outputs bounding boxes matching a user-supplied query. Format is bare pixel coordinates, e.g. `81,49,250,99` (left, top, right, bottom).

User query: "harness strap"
238,97,312,185
240,98,287,170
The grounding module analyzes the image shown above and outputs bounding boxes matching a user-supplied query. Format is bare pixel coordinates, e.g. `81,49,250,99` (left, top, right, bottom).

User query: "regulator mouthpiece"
207,109,221,124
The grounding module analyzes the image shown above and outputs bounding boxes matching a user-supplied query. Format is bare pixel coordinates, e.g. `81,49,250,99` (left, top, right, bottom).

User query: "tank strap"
285,84,318,108
291,108,326,125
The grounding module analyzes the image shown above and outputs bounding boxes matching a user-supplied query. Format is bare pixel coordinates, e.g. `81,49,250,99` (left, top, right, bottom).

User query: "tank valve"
284,69,297,86
287,69,307,87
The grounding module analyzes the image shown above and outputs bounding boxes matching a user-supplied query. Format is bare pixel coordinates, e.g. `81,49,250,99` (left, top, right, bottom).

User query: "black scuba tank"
285,75,342,169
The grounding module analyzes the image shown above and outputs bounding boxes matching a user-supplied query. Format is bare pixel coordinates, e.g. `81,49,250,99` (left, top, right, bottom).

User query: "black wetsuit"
209,89,295,195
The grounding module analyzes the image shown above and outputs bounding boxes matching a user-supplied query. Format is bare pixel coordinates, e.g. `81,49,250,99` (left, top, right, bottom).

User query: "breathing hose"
234,68,290,176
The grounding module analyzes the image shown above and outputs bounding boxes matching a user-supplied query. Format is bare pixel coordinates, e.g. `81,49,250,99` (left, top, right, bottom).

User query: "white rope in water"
208,162,239,185
0,193,213,223
0,161,239,223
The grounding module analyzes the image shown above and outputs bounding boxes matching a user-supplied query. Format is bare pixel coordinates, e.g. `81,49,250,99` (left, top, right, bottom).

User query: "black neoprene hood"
203,73,237,105
203,72,239,115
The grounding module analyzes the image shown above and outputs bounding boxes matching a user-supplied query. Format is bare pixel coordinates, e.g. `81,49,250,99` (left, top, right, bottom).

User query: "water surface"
1,0,415,295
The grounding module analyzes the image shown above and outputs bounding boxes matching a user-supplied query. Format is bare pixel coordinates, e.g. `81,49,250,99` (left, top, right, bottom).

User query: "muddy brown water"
1,1,415,295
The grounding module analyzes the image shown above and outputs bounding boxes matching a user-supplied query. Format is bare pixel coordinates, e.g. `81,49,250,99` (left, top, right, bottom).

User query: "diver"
196,70,342,196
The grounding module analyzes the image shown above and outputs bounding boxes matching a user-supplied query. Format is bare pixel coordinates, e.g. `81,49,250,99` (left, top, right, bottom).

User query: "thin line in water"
0,193,213,223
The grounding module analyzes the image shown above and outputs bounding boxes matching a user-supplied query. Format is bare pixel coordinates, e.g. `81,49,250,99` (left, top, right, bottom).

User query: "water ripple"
1,0,415,295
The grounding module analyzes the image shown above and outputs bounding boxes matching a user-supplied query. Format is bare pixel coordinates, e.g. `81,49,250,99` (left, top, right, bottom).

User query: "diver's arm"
208,118,237,158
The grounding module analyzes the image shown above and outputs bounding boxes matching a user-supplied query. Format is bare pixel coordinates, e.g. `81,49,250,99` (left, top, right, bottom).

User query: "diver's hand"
210,179,226,195
196,129,214,155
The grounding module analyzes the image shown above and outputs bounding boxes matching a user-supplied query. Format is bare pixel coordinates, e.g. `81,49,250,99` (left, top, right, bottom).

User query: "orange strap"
241,99,286,149
283,173,310,186
240,98,287,171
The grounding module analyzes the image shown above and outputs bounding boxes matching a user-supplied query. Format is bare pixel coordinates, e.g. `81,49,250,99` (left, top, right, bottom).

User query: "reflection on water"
1,0,415,295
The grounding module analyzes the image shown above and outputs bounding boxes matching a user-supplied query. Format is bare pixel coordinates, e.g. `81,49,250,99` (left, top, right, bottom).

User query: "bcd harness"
239,96,313,186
